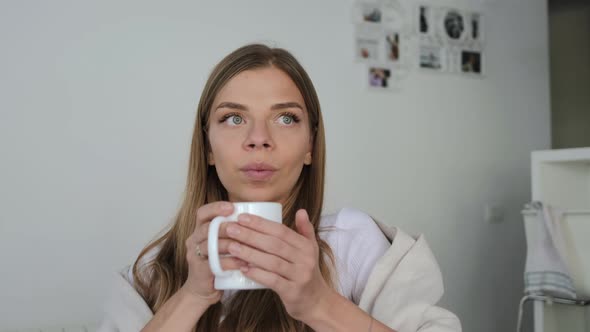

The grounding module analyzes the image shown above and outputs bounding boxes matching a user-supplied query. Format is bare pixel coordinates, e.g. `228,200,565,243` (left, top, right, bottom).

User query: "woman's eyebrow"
215,102,304,112
215,102,247,111
270,102,304,111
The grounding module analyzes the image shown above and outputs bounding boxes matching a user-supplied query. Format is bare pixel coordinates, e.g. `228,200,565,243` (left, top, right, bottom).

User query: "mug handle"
207,216,233,277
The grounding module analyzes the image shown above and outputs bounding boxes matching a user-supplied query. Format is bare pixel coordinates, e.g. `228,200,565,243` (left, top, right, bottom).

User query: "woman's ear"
304,151,312,165
208,151,215,165
304,135,313,165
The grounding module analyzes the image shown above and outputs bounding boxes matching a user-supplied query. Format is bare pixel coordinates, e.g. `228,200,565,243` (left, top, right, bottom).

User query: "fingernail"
227,225,240,236
229,242,241,253
238,214,251,222
240,266,249,273
223,203,233,211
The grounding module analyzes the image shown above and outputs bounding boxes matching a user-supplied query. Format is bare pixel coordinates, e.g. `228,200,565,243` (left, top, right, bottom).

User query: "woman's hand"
225,209,334,322
181,201,247,305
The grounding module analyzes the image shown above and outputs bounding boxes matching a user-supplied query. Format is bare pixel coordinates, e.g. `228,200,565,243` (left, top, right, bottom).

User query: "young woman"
98,44,461,332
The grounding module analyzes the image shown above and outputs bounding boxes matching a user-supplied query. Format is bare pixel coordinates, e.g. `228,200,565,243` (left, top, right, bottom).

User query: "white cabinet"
529,147,590,332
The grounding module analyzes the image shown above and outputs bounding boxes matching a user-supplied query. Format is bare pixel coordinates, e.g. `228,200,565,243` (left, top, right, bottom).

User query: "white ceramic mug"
208,202,282,289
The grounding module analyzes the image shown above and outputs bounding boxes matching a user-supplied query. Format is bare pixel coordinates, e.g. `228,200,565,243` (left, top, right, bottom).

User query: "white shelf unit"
530,147,590,332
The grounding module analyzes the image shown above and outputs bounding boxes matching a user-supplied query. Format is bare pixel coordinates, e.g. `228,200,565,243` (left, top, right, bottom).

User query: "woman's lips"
242,169,276,181
240,163,277,181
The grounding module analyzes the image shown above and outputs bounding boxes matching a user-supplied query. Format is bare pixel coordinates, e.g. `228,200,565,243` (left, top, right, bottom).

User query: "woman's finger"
185,236,245,270
236,214,307,250
228,242,296,279
195,201,234,227
220,256,248,271
198,238,233,257
226,224,297,263
240,265,293,294
294,209,316,242
194,221,233,243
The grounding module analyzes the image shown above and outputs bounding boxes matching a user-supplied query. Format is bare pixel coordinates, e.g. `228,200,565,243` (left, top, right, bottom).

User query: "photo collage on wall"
352,0,413,90
417,4,484,76
352,0,485,91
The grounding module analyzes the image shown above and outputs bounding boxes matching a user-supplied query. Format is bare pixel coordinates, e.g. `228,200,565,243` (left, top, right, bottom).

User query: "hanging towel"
522,201,577,299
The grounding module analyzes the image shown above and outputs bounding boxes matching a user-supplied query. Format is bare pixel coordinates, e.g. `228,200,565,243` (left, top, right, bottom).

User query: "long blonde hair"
132,44,334,331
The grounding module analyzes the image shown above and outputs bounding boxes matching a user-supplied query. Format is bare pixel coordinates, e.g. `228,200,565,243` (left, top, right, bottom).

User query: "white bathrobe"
97,217,461,332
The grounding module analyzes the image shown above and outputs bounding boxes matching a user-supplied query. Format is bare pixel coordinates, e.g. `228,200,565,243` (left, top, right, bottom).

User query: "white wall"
0,0,549,331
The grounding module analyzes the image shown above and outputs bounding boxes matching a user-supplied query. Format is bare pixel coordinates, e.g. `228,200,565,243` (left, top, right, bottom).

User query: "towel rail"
516,294,590,332
521,210,590,216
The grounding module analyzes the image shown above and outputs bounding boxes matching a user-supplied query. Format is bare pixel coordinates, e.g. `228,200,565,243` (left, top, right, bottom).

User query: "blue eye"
278,113,300,125
230,115,243,125
279,115,293,125
221,114,244,126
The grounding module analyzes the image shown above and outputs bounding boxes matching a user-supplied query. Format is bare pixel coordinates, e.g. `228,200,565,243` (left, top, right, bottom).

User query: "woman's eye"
278,114,295,125
225,115,243,126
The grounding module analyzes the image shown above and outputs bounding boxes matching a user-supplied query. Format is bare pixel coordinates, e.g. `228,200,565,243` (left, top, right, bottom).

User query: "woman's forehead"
212,67,305,110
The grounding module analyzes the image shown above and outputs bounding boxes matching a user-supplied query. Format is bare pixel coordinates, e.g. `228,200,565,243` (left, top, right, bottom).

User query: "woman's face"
207,67,313,204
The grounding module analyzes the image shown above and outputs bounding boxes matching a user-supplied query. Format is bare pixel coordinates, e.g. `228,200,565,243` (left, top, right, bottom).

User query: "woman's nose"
243,120,274,150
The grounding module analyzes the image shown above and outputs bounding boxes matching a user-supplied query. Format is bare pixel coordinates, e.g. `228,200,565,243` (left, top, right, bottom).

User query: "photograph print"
420,45,443,70
461,50,482,74
444,10,465,40
368,66,392,88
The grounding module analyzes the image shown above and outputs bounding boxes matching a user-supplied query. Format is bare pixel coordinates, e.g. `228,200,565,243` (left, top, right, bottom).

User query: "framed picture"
367,66,393,89
352,1,383,24
418,5,432,35
461,50,483,75
384,31,401,62
468,12,484,44
419,44,445,71
356,36,380,62
442,9,467,42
